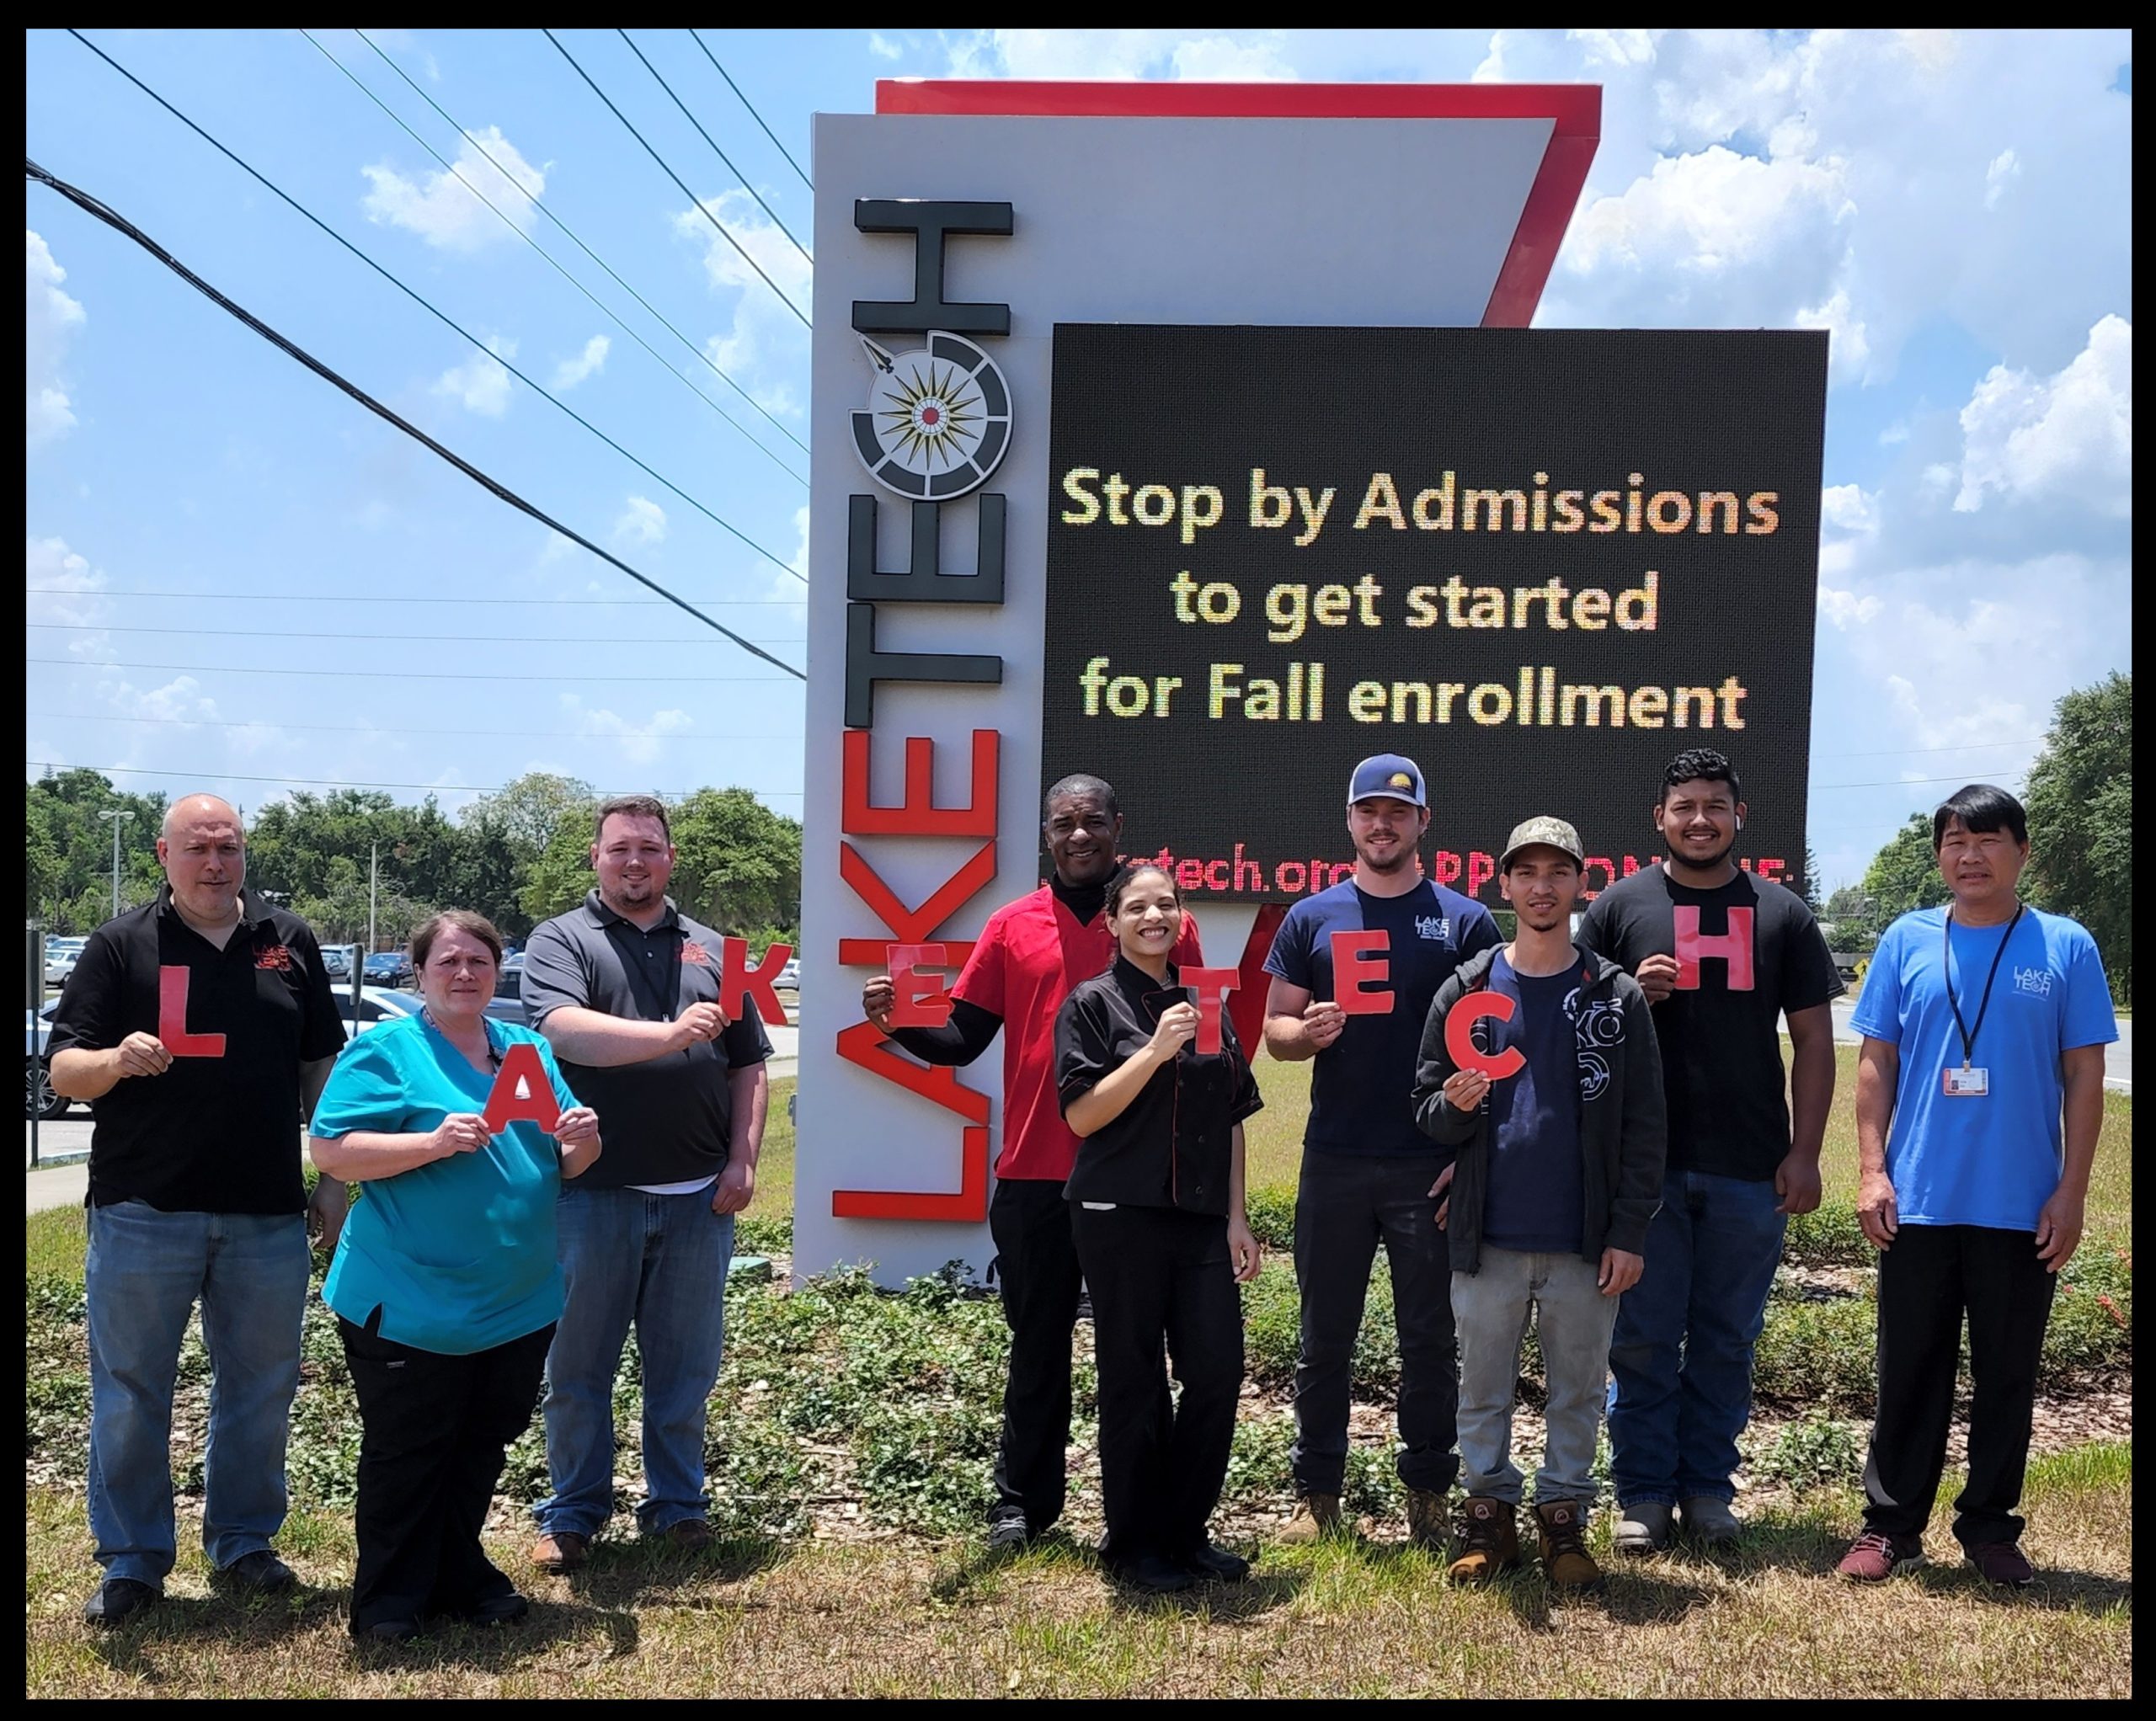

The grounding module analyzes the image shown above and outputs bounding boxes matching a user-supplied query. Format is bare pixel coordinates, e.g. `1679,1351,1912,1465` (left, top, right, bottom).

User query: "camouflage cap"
1498,815,1586,873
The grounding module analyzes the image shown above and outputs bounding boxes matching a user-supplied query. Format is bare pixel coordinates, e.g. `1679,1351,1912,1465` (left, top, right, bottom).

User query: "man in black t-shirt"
1577,749,1841,1552
48,794,346,1629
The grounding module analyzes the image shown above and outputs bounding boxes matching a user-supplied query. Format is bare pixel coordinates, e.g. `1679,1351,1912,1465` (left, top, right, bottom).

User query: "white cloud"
613,496,666,546
1954,314,2132,515
558,694,693,766
551,334,610,391
1821,483,1877,535
1817,586,1882,629
675,191,814,414
25,533,107,627
27,229,86,447
868,32,902,61
1984,148,2021,210
945,28,1292,81
434,337,515,416
1168,35,1294,81
360,127,546,252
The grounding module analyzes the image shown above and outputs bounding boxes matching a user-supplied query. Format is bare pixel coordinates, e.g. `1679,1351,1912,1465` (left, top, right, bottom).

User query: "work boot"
1678,1495,1742,1547
1613,1500,1674,1556
531,1531,590,1574
1278,1493,1343,1544
1534,1500,1603,1590
1406,1487,1451,1552
1445,1497,1520,1585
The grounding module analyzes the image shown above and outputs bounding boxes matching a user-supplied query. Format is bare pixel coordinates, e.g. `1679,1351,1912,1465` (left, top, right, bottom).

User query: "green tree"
670,789,802,942
2023,671,2131,1002
1799,844,1824,918
1860,813,1950,931
25,770,165,930
462,773,595,864
521,815,599,924
1821,884,1876,952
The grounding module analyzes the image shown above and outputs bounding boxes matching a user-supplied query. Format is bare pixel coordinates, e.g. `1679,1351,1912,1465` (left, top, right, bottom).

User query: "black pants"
1290,1153,1460,1496
1070,1202,1244,1560
338,1315,553,1633
986,1178,1085,1531
1862,1223,2057,1548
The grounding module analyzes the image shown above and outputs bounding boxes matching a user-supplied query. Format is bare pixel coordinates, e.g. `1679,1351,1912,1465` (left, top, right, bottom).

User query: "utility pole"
97,808,135,920
369,841,379,954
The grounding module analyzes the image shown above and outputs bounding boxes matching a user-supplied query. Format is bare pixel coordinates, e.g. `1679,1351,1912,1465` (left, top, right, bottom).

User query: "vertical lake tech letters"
831,200,1013,1222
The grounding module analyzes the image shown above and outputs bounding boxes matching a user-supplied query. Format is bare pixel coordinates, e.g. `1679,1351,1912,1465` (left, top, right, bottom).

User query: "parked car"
776,957,801,992
43,936,87,988
483,994,529,1029
364,949,415,988
336,986,426,1041
25,998,65,1120
321,945,353,981
495,952,525,998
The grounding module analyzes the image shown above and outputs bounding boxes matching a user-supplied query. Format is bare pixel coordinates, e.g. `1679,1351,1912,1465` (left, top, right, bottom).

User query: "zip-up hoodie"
1412,944,1666,1276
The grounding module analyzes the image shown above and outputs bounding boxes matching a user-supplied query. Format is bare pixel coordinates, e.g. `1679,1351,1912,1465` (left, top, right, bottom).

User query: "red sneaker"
1964,1542,2036,1588
1836,1529,1924,1582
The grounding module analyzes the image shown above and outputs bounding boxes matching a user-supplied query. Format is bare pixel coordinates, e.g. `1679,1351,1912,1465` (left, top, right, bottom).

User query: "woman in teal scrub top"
309,909,600,1644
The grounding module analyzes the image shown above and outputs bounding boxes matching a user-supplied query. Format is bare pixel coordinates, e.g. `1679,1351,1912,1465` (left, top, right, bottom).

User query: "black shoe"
358,1617,422,1645
465,1591,531,1627
1178,1542,1251,1583
221,1549,298,1595
986,1516,1032,1557
1111,1551,1196,1595
83,1578,157,1629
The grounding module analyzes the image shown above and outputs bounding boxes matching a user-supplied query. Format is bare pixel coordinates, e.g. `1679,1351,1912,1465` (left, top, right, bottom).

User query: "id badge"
1942,1065,1990,1098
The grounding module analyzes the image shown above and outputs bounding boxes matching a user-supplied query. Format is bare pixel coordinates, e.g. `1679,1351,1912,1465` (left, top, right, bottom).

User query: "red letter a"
483,1041,561,1135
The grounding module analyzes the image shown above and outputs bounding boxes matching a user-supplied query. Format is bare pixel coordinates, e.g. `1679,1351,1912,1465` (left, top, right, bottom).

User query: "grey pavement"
1794,999,2131,1092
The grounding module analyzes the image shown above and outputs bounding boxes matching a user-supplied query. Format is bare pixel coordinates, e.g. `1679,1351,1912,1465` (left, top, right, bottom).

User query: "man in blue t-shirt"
1837,786,2116,1590
1262,754,1501,1547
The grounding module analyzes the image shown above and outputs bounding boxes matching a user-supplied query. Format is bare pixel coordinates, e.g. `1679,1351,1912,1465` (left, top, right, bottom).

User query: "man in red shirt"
862,773,1202,1553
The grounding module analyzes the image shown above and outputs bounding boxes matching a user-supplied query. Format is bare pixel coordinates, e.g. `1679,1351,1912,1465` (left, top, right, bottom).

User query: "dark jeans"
1862,1223,2057,1549
339,1315,553,1633
1607,1169,1788,1506
1070,1202,1243,1560
986,1178,1085,1532
1290,1153,1459,1497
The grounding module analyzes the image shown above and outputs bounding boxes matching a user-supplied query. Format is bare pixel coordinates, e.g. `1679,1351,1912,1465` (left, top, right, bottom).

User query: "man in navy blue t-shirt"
1262,754,1501,1547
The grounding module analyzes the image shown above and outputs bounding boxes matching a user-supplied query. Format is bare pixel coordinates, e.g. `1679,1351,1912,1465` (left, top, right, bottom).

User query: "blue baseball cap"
1347,754,1427,808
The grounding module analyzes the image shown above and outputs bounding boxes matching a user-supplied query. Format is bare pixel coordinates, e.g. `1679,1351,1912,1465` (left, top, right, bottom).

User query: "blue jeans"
1607,1170,1787,1507
84,1200,312,1587
536,1185,734,1537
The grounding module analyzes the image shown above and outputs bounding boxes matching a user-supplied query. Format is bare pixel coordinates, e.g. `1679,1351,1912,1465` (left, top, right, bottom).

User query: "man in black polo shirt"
520,795,772,1571
49,793,345,1629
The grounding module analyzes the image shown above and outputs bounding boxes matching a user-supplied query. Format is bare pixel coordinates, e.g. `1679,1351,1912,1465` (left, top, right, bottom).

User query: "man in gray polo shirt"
520,794,772,1570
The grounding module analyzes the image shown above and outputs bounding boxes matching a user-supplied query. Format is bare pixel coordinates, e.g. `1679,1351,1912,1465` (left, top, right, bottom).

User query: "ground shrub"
852,1397,1000,1534
1785,1203,1870,1266
1752,1292,1879,1411
1749,1410,1868,1493
1245,1186,1295,1251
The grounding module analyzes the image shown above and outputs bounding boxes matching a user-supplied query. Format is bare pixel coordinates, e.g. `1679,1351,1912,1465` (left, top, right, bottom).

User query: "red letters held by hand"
1445,991,1527,1080
1182,967,1241,1054
1331,930,1393,1015
157,967,227,1058
721,939,792,1027
1673,906,1755,991
483,1041,560,1135
886,944,952,1028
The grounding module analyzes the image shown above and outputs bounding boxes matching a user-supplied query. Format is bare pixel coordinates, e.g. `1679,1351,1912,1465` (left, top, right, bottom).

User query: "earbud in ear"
1736,816,1745,831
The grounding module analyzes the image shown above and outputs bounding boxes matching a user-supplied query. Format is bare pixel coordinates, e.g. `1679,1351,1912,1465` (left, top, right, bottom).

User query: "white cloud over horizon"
360,127,546,252
26,230,85,447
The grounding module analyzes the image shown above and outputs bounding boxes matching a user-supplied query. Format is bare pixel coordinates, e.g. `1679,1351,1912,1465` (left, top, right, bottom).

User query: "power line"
24,154,804,678
29,588,799,605
691,31,812,192
30,622,803,647
298,27,805,488
1812,770,2036,791
64,29,805,587
544,29,811,328
31,656,798,685
350,27,809,462
39,711,796,743
29,761,804,798
1815,738,2044,760
616,29,811,264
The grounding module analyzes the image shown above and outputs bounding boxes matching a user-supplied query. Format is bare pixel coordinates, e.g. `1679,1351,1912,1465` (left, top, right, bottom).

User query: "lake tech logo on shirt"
2014,964,2054,998
1414,915,1453,946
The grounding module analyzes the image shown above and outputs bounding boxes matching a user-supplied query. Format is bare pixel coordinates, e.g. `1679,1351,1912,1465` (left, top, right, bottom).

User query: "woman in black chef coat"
1055,861,1264,1594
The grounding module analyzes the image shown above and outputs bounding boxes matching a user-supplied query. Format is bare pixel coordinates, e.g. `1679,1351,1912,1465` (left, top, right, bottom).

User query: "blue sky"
25,29,2132,891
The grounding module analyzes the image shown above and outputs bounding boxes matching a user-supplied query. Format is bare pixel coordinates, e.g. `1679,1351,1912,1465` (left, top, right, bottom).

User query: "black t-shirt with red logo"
49,887,345,1213
1577,866,1843,1181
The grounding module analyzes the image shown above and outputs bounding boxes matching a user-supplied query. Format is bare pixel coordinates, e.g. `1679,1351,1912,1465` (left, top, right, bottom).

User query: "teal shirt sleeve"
312,1031,412,1138
2059,927,2121,1051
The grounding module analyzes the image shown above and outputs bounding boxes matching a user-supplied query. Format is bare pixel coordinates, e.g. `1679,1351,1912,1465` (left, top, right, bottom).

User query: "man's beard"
1667,831,1735,872
1358,841,1415,874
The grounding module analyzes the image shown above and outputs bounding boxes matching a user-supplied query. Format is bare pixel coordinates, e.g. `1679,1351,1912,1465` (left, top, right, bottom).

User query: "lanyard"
1941,903,2022,1069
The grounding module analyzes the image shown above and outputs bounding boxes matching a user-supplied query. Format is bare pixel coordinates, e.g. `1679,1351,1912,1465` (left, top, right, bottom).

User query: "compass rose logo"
852,331,1012,500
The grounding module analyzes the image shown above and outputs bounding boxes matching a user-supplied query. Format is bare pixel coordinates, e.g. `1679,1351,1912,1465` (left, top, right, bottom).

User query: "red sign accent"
483,1041,561,1135
1182,967,1240,1055
157,967,227,1058
1673,906,1756,991
835,839,994,968
253,944,291,971
721,939,792,1027
1331,929,1394,1015
1445,991,1527,1080
841,727,1000,837
832,1124,989,1223
835,1020,990,1125
680,940,713,967
1229,903,1289,1055
886,944,952,1029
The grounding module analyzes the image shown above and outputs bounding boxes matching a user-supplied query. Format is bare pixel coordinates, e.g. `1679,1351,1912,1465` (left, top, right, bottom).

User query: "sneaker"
221,1549,297,1594
660,1519,714,1552
1678,1495,1742,1546
1836,1529,1924,1583
1406,1487,1450,1552
531,1531,590,1574
82,1578,157,1630
1178,1542,1251,1583
1964,1542,2036,1589
1534,1500,1603,1591
1109,1550,1196,1595
1613,1501,1674,1556
985,1516,1032,1558
1278,1493,1343,1544
1446,1496,1521,1585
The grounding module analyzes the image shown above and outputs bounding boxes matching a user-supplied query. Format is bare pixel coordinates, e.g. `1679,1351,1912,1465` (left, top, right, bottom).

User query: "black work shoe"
986,1516,1032,1557
221,1549,298,1595
83,1578,157,1629
358,1617,422,1645
1178,1542,1251,1583
464,1591,531,1626
1110,1551,1196,1594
